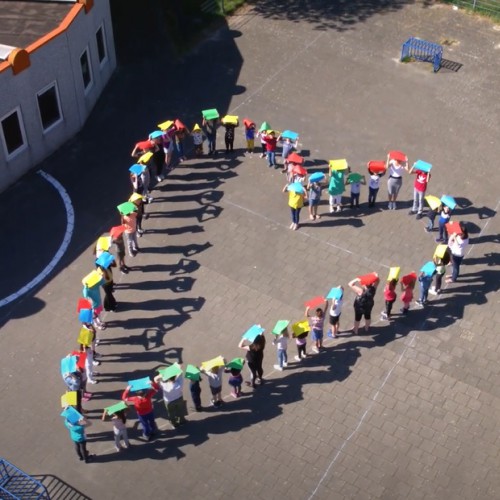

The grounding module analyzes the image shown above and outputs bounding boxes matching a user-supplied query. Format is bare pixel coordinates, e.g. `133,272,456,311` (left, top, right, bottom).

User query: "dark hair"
459,222,469,239
115,409,127,424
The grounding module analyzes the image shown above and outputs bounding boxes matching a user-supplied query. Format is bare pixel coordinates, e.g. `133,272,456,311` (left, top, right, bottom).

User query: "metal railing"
448,0,500,15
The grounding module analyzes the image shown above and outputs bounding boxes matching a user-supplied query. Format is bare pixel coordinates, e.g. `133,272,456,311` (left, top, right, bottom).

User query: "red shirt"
413,171,430,192
383,283,397,301
122,382,159,415
263,136,277,152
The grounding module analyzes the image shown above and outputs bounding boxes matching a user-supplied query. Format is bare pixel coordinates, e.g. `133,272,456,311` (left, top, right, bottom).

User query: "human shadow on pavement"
32,474,91,500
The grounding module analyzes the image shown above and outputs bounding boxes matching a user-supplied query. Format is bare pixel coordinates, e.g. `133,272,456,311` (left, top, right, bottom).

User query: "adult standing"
238,335,264,388
349,275,379,335
283,182,307,231
203,116,219,155
446,222,469,283
154,369,187,428
386,151,408,210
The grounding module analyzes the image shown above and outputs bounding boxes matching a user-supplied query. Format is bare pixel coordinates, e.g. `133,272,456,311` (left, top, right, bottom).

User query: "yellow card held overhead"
425,195,441,211
82,270,102,287
434,244,448,259
77,327,93,346
329,159,348,171
291,320,310,337
61,391,78,408
201,355,225,371
157,120,174,131
96,236,111,252
387,267,401,282
222,115,239,125
138,152,153,164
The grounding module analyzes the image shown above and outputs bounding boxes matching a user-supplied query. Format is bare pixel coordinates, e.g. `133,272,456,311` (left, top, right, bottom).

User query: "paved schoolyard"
1,1,500,499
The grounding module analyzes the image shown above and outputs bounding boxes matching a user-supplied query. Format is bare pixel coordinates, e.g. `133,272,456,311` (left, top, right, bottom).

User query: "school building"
0,0,116,192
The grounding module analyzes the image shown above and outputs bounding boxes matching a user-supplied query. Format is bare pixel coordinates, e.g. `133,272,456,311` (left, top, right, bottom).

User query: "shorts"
354,308,372,322
311,329,323,341
210,385,222,396
309,198,320,207
329,314,341,326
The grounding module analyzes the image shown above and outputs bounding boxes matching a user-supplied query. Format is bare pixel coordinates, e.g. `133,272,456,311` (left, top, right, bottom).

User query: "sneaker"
311,347,319,354
283,362,288,367
408,210,417,215
400,307,408,314
381,311,388,320
415,300,424,307
416,213,423,220
137,232,143,238
120,266,129,274
393,202,397,210
273,364,283,371
230,391,238,398
210,399,216,406
336,206,341,212
156,176,162,182
96,323,107,331
435,238,444,243
329,206,334,213
92,360,100,366
294,355,301,362
428,287,438,296
115,446,122,452
84,454,96,463
388,203,392,210
425,227,432,233
260,153,265,158
88,379,98,385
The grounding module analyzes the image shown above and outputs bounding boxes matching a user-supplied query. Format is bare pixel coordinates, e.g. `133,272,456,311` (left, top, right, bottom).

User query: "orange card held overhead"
446,221,461,235
305,296,325,309
358,272,378,286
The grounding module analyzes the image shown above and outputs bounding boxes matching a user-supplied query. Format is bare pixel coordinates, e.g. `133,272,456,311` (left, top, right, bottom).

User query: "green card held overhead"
272,320,290,335
158,363,182,380
202,108,219,120
259,121,271,132
105,401,128,415
185,364,201,381
226,357,245,370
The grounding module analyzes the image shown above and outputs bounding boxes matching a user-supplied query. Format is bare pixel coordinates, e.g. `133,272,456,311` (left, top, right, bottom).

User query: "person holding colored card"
328,167,346,213
327,287,344,338
347,172,366,209
200,361,225,407
348,275,379,334
262,130,278,168
416,263,436,307
430,247,450,295
224,359,244,398
381,279,397,321
367,164,384,208
305,300,328,353
122,380,159,440
243,119,256,154
272,326,289,371
399,274,416,314
386,152,408,210
284,183,307,231
102,404,130,452
202,114,219,155
222,120,238,154
82,274,106,331
121,208,139,258
64,416,94,463
408,164,431,218
154,366,187,428
435,204,452,243
239,336,264,388
191,124,205,156
446,222,469,283
307,176,323,221
111,225,129,274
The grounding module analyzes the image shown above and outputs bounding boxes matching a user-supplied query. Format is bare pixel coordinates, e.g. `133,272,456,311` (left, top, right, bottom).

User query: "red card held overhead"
367,161,386,174
287,152,304,165
305,296,325,309
76,298,92,313
358,272,379,286
243,118,255,128
292,164,307,176
388,150,407,163
136,140,154,150
174,119,186,131
446,221,461,235
400,272,417,286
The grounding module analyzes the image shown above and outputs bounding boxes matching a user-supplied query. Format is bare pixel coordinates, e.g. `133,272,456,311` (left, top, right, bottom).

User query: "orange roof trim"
1,0,93,75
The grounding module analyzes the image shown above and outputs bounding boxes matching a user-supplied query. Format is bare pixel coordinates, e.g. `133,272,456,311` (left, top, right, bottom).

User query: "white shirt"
329,298,343,316
273,336,288,350
160,375,184,402
388,160,404,178
448,236,468,257
369,174,380,189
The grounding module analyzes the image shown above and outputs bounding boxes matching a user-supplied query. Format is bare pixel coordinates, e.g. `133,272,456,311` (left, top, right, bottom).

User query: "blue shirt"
65,420,86,442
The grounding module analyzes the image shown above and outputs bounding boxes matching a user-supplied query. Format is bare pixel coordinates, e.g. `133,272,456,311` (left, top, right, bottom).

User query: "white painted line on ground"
0,170,75,308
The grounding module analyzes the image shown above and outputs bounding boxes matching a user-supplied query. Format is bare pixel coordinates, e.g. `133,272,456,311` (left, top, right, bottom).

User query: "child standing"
416,266,435,307
294,331,309,361
348,172,365,209
110,226,129,274
425,204,440,233
400,276,415,314
436,205,451,243
122,381,159,440
64,416,94,463
189,373,202,412
368,169,383,207
430,249,450,295
272,328,289,371
408,166,431,218
224,363,244,398
306,302,327,353
243,119,256,154
381,279,397,320
328,169,346,213
121,209,139,257
327,288,344,338
223,121,237,153
102,407,130,452
283,183,307,231
201,364,224,407
307,180,323,221
191,124,204,156
279,135,297,162
262,130,278,168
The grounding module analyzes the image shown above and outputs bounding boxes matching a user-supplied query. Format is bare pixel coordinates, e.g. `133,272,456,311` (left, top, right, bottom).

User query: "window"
37,83,62,131
96,25,107,65
1,108,27,157
80,48,93,91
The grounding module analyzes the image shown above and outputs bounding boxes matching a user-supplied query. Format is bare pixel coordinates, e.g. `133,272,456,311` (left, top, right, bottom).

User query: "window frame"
36,81,63,133
80,46,94,94
0,106,28,159
95,24,108,67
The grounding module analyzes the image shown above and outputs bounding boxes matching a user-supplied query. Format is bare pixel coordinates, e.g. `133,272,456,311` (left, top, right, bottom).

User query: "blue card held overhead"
326,287,343,300
420,261,437,277
61,406,84,424
60,355,78,375
281,130,299,141
78,308,93,324
242,324,265,342
95,252,115,269
149,130,163,139
128,377,151,392
440,195,456,210
129,163,146,175
309,172,325,183
413,160,432,173
287,182,305,194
